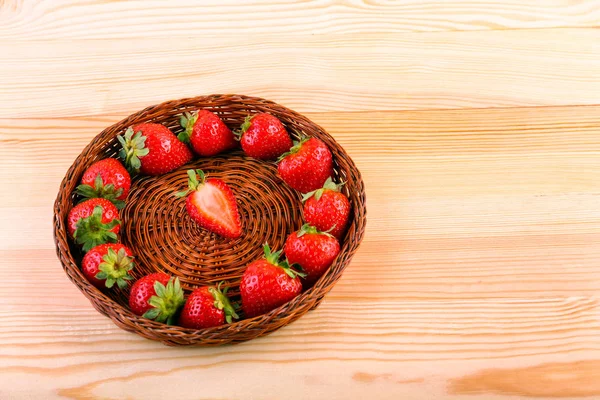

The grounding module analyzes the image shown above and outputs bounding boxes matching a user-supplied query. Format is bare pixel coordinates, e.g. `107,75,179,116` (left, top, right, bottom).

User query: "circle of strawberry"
118,123,193,176
179,282,239,329
234,113,292,160
302,177,350,240
129,273,185,325
76,158,131,209
175,169,242,239
68,198,121,252
82,243,134,290
240,244,305,318
178,110,237,156
277,136,333,193
283,224,340,289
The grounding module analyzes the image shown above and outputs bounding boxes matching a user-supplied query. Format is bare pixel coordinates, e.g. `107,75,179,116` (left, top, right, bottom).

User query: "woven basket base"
104,153,303,309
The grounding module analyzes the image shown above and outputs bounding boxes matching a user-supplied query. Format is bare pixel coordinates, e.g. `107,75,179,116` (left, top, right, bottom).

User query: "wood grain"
2,102,600,398
1,29,600,117
449,360,600,397
1,0,600,39
2,298,600,399
2,1,600,399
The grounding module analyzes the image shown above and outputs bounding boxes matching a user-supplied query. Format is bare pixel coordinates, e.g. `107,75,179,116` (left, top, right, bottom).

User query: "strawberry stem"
208,282,239,324
301,177,344,202
262,243,306,279
73,206,120,252
95,247,135,289
177,111,198,144
118,128,150,174
277,135,309,162
175,169,206,198
233,115,254,141
143,277,185,325
296,223,335,238
76,173,125,209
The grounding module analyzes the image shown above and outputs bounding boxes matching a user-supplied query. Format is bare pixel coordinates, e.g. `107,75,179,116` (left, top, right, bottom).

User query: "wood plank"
2,106,600,303
3,224,600,304
1,299,599,399
2,0,600,40
3,105,600,206
2,2,600,396
1,29,600,117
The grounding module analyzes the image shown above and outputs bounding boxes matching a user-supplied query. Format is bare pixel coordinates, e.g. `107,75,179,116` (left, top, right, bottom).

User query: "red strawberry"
76,158,131,209
179,282,239,329
68,198,121,252
118,123,192,176
81,243,134,289
284,224,340,288
303,178,350,240
129,273,184,324
178,110,237,156
176,169,242,239
234,113,292,160
240,244,304,318
278,136,333,193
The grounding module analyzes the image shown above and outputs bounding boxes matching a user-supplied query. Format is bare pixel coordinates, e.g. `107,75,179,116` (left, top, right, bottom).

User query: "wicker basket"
53,94,367,346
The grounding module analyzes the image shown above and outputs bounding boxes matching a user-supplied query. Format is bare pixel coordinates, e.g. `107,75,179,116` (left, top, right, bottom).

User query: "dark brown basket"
53,94,366,346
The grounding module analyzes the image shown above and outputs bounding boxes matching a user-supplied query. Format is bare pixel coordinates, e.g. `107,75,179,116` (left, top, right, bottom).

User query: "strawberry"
284,224,340,288
240,244,304,318
118,123,192,176
179,282,239,329
129,273,185,324
81,243,134,290
303,177,350,240
277,136,333,193
175,169,242,239
76,158,131,209
68,198,121,252
234,113,292,160
178,110,237,156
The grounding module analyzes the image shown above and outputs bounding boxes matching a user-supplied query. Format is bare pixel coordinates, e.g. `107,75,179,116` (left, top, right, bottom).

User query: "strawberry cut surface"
177,169,242,239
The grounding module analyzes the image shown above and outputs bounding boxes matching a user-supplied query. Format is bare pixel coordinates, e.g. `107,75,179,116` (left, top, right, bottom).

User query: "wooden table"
2,1,600,399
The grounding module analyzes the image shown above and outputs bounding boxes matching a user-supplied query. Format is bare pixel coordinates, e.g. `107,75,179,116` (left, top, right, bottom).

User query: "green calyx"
175,169,206,198
301,177,344,202
296,223,334,239
76,174,125,209
73,206,120,252
262,243,306,279
277,135,309,162
208,282,240,324
143,277,185,325
233,115,254,141
95,247,134,289
177,111,198,144
117,127,150,174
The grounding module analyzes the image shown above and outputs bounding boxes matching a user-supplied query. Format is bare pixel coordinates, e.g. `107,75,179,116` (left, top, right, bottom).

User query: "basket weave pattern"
53,94,366,346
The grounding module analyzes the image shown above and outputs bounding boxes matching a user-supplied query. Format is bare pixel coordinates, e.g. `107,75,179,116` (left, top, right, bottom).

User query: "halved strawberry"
175,169,242,239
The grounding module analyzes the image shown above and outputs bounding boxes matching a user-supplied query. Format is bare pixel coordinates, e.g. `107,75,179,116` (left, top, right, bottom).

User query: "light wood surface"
2,1,600,399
